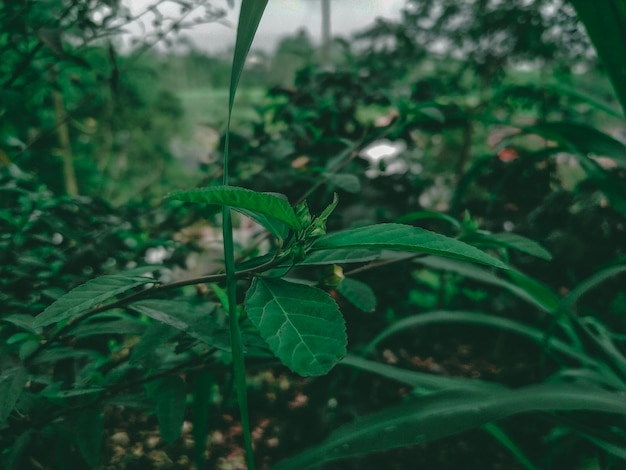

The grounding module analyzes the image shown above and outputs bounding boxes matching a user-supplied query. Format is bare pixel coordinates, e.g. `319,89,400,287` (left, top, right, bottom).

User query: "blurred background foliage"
1,0,626,469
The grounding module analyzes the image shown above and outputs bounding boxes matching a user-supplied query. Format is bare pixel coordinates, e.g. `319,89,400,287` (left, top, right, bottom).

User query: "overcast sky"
121,0,405,53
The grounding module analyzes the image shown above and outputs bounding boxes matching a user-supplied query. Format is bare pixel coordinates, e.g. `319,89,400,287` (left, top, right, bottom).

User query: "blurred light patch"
360,139,407,178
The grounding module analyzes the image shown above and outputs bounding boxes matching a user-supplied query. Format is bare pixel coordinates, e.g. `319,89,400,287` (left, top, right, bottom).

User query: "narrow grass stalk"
222,204,255,469
221,106,254,467
220,2,270,467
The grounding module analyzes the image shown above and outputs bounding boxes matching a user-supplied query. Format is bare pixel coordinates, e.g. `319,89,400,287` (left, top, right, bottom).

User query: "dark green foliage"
2,0,626,469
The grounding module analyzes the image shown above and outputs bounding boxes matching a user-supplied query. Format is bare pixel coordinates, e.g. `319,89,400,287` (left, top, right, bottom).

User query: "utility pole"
50,66,78,197
321,0,331,65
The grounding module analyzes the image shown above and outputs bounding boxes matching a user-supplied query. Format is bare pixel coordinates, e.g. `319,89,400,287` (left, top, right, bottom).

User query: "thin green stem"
222,207,255,468
220,2,269,466
222,81,255,470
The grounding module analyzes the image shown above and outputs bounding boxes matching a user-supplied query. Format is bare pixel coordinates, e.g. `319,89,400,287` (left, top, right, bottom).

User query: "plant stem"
222,207,255,468
222,58,255,466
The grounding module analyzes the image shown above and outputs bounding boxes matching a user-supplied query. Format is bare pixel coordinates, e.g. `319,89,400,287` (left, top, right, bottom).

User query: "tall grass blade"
271,383,626,469
483,423,539,470
415,256,559,313
562,263,626,310
341,355,503,392
222,2,269,468
571,0,626,115
363,311,595,368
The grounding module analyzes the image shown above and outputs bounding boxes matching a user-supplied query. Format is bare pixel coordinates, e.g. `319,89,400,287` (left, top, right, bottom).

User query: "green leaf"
33,270,156,328
363,311,595,368
41,386,103,400
527,121,626,165
4,430,32,470
524,122,626,216
577,156,626,217
396,211,461,234
103,393,152,408
223,1,269,467
415,256,559,313
18,341,39,361
168,186,300,230
271,383,626,470
236,207,289,239
570,0,626,115
1,314,39,334
316,193,339,228
417,104,446,122
0,367,28,423
483,423,539,470
300,249,383,265
462,232,552,261
337,278,377,312
325,173,361,193
581,432,626,461
70,318,146,338
313,224,508,269
129,322,180,366
192,372,214,470
70,407,104,467
131,300,230,350
244,277,347,376
32,347,106,365
341,355,503,392
228,0,269,112
153,375,187,444
547,82,624,119
562,263,626,310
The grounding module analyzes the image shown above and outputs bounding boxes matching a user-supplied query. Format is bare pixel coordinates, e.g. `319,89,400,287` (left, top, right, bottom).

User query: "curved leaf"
70,318,146,338
363,311,595,368
338,278,377,312
312,224,508,269
271,383,626,470
462,232,552,261
415,256,559,313
571,0,626,115
325,173,361,193
395,210,461,234
131,300,229,350
153,375,187,444
527,121,626,164
0,367,28,423
244,277,347,376
33,270,156,328
562,263,626,310
341,355,503,392
168,186,300,230
525,121,626,215
547,82,624,119
229,0,269,112
236,207,289,239
576,156,626,216
33,347,105,365
71,407,104,467
224,2,269,467
4,430,32,470
191,372,214,470
129,323,179,365
483,423,540,470
300,249,383,265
